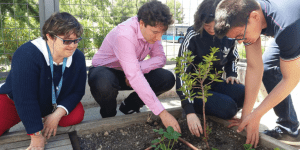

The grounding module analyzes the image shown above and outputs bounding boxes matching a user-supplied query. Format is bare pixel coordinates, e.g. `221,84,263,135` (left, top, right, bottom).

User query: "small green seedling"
151,126,181,150
243,144,255,150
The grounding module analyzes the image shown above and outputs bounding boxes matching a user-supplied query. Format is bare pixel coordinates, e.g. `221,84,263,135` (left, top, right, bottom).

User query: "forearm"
139,56,166,74
242,65,263,118
242,38,264,118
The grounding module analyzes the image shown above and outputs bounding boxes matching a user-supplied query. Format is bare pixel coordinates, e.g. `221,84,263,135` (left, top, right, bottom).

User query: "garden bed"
76,108,295,150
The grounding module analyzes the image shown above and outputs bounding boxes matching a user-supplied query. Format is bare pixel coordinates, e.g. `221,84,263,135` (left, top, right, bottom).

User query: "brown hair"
137,0,174,30
193,0,221,34
42,12,83,40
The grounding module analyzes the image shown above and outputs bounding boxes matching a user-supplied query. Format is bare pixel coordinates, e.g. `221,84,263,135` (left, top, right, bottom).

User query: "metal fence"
0,0,268,73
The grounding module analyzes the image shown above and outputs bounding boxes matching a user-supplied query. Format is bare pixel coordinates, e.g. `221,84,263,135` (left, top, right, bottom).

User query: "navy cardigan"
0,38,86,134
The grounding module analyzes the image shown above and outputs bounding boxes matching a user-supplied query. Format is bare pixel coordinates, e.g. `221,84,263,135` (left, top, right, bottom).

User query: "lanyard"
46,43,67,112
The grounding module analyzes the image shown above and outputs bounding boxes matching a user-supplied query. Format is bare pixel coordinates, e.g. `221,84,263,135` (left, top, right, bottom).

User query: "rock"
86,135,92,138
104,131,109,136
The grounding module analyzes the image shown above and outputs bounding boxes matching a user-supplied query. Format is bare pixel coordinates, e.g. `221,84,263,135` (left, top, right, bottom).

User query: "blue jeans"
193,80,245,120
262,38,299,132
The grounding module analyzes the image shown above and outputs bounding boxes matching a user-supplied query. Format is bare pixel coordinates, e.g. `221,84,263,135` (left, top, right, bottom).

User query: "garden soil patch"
78,117,271,150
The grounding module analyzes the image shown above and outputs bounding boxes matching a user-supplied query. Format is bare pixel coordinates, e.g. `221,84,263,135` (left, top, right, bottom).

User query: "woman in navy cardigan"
0,12,86,149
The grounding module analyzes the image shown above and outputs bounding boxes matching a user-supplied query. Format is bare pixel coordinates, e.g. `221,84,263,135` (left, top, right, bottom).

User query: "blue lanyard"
46,43,67,111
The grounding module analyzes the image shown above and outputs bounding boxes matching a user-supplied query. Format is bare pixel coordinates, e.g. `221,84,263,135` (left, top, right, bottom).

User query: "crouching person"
88,1,181,133
0,12,86,150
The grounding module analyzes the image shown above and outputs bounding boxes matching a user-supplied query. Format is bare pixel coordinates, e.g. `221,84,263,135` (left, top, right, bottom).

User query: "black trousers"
88,66,175,118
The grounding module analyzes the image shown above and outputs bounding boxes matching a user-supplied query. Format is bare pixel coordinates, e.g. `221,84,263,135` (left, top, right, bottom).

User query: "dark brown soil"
78,117,271,150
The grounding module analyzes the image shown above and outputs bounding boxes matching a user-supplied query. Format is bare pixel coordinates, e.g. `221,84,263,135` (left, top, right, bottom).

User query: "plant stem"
178,137,200,150
202,91,209,149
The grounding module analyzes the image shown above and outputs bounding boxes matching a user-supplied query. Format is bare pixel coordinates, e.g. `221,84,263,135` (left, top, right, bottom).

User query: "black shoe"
119,101,140,114
263,126,299,139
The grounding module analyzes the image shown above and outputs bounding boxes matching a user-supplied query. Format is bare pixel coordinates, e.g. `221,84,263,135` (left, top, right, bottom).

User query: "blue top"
259,0,300,60
0,38,87,134
176,27,239,115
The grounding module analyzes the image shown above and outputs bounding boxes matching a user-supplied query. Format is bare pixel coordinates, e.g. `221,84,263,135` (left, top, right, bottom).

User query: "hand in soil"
237,112,261,148
159,110,182,133
227,117,241,128
187,113,203,137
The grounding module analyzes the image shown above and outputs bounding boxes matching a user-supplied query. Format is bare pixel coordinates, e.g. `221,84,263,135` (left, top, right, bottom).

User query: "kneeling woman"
176,0,245,137
0,12,86,149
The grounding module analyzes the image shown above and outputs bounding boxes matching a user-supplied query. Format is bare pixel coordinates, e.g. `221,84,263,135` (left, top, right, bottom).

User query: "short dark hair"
137,0,174,30
42,12,83,40
214,0,260,39
193,0,222,34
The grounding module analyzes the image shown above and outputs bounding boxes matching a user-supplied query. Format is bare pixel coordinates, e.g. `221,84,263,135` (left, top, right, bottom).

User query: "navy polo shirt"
259,0,300,61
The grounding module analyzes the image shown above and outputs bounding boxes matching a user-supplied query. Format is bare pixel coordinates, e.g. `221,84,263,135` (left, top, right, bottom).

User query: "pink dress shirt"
92,16,166,115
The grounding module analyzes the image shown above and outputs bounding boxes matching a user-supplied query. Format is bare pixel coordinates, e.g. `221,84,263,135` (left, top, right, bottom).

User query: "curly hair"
137,0,174,30
193,0,222,34
214,0,260,39
42,12,83,40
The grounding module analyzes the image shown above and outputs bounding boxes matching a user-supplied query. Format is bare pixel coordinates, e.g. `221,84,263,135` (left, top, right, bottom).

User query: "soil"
78,117,271,150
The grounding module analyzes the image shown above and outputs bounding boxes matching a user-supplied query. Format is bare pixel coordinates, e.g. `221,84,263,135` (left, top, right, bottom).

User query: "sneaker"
119,101,140,114
263,126,299,139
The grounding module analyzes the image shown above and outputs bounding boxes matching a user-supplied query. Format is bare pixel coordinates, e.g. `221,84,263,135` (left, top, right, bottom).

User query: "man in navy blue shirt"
213,0,300,148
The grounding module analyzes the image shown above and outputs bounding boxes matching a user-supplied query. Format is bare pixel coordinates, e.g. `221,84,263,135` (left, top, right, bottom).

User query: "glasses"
55,35,82,45
234,16,249,41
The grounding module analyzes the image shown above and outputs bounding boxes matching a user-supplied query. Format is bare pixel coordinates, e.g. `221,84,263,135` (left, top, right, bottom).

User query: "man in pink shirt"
88,1,181,133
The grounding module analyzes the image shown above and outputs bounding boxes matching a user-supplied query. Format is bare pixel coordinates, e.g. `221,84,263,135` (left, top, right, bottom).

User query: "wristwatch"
27,131,42,136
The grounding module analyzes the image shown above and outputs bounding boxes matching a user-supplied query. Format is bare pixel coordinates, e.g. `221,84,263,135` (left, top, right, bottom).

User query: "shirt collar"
135,16,147,42
31,37,73,67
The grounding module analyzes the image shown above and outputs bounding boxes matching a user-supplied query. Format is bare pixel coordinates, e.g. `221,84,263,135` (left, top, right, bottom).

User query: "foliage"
0,0,40,65
175,47,223,148
166,0,184,24
60,0,114,57
108,0,148,26
151,126,181,150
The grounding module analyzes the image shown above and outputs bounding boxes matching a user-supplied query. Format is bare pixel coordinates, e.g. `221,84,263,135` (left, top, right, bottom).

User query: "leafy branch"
175,47,223,149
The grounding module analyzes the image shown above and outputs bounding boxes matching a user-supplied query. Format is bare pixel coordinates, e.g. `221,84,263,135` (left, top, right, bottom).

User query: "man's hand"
159,110,181,133
125,78,131,87
186,113,203,137
43,108,66,139
237,112,261,148
26,134,46,150
226,76,240,84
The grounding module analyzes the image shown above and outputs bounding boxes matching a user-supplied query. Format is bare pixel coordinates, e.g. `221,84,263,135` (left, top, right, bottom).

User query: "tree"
166,0,184,24
60,0,114,58
108,0,148,26
0,0,40,68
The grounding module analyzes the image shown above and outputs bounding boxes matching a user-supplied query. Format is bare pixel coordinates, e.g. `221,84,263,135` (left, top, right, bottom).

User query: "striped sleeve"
225,41,239,78
176,30,199,115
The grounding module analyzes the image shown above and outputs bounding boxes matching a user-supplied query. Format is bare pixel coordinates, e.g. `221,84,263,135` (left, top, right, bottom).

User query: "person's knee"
214,103,238,119
159,69,175,90
59,103,85,127
88,68,118,94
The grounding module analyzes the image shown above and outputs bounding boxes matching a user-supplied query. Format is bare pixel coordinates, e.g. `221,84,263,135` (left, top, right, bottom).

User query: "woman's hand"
187,113,203,137
226,76,240,84
43,108,66,139
26,134,46,150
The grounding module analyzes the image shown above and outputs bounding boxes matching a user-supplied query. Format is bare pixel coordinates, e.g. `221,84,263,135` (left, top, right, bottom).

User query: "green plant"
151,126,181,150
243,144,255,150
175,47,223,149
